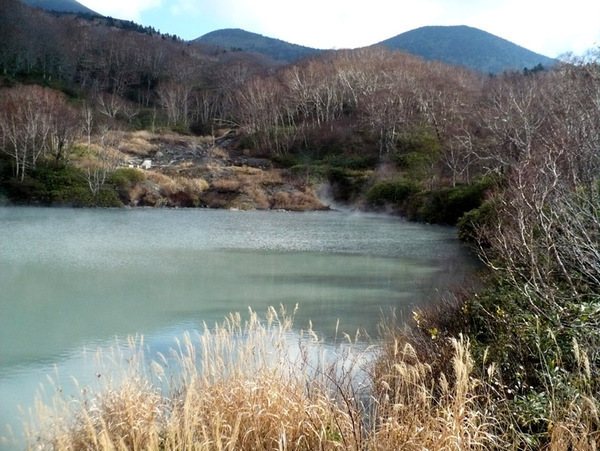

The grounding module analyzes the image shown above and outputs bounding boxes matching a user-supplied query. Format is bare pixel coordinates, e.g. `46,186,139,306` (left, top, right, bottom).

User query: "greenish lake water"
0,207,477,446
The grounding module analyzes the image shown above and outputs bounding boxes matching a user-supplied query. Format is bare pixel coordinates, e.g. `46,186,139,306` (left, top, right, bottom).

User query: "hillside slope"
376,25,555,74
19,0,99,15
195,28,322,63
197,25,555,73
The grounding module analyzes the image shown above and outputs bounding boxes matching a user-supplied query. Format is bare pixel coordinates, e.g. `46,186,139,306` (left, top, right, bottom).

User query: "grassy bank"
0,131,329,211
21,307,501,450
18,294,600,450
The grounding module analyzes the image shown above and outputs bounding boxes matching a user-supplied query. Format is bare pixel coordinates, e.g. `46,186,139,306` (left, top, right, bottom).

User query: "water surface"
0,207,476,444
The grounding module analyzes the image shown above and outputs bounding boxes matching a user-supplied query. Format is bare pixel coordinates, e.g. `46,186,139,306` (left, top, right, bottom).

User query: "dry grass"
222,167,284,189
150,131,214,147
119,131,158,156
547,341,600,451
209,146,229,159
550,398,600,451
271,190,326,211
179,177,210,194
30,308,574,450
211,178,241,192
147,172,208,197
161,370,354,449
26,308,363,450
241,185,270,209
369,335,498,450
208,169,322,210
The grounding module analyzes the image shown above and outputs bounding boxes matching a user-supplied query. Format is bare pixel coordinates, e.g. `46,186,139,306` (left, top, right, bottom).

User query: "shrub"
0,163,123,207
108,167,147,204
326,167,371,203
457,198,498,245
323,154,378,170
272,154,303,168
109,167,146,188
415,183,488,225
366,178,420,207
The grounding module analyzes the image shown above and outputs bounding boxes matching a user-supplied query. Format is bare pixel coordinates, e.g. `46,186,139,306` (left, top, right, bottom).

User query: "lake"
0,207,477,445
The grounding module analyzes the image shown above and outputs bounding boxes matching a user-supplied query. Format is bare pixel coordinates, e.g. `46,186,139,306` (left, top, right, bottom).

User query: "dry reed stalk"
369,335,498,450
548,341,600,451
27,308,362,450
25,308,509,450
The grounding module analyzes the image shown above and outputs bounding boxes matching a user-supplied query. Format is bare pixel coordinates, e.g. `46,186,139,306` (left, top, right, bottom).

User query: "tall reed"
26,307,366,450
24,307,504,450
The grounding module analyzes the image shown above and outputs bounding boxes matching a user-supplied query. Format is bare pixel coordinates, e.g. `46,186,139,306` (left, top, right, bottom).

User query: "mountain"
19,0,99,15
195,29,322,63
197,26,555,73
15,3,557,74
376,25,555,74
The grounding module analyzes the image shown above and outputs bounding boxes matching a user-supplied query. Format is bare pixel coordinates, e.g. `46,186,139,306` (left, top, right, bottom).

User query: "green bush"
392,131,442,179
366,178,420,206
323,154,377,170
365,176,494,225
326,167,371,203
0,163,125,207
457,198,497,244
109,167,146,188
415,183,487,225
108,167,146,203
54,186,121,207
8,164,88,205
1,176,48,204
92,189,123,207
272,154,304,169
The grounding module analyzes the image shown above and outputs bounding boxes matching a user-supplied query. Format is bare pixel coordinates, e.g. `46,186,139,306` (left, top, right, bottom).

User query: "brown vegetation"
25,308,502,451
1,1,599,447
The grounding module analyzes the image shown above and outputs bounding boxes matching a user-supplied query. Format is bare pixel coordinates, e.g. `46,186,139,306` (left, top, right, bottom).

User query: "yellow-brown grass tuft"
370,335,498,450
24,308,511,450
26,308,362,450
119,130,158,156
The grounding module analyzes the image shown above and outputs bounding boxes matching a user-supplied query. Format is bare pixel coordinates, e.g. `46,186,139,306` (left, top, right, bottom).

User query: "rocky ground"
114,130,330,210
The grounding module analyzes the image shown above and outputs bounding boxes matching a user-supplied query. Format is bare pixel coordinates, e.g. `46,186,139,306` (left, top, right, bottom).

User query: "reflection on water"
0,207,477,445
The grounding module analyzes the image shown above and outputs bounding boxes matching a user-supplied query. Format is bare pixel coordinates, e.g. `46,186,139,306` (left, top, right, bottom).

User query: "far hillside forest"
2,0,600,447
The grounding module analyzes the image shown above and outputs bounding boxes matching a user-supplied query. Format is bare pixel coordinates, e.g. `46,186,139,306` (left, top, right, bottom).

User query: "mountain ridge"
20,0,99,15
16,1,556,74
375,25,556,74
195,28,322,63
196,26,556,73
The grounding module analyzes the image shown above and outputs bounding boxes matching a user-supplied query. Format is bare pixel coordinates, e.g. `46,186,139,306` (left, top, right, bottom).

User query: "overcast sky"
77,0,599,58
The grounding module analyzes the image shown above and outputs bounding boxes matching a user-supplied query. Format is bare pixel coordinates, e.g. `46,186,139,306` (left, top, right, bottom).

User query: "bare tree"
475,63,600,312
48,100,81,164
0,85,78,180
95,91,125,119
156,81,193,127
80,126,121,195
82,101,94,151
234,76,296,153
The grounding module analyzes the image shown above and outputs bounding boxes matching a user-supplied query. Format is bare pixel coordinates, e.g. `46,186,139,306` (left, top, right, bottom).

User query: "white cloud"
169,0,202,17
78,0,600,57
204,0,444,49
79,0,162,22
186,0,599,55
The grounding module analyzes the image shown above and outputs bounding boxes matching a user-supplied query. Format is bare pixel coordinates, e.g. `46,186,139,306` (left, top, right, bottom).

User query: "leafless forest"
2,0,600,447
